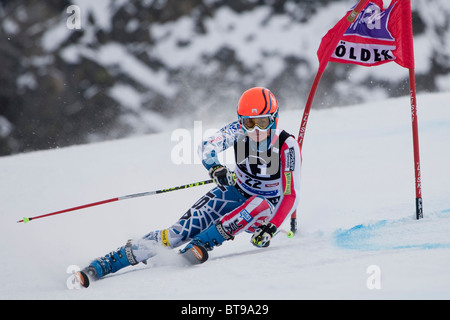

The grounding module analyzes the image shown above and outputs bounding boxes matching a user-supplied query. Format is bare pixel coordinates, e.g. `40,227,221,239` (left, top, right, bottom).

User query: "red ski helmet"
237,87,279,132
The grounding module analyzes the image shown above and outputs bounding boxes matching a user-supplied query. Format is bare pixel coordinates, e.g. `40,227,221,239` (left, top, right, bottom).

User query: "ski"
70,270,90,288
179,244,209,265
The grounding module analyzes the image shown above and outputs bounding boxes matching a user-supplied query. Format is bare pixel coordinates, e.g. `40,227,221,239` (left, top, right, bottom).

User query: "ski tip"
76,271,90,288
190,244,208,263
180,244,209,265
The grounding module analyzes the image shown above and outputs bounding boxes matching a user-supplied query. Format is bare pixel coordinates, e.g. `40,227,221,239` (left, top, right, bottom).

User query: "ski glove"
209,165,236,186
251,222,277,248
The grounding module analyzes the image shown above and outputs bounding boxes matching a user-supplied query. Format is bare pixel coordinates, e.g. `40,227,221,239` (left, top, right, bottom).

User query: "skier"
78,87,301,287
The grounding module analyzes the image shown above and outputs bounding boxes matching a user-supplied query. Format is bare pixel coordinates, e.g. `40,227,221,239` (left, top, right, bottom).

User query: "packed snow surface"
1,92,450,299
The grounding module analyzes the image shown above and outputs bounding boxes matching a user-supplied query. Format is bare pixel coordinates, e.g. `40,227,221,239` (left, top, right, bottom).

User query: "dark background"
0,0,447,156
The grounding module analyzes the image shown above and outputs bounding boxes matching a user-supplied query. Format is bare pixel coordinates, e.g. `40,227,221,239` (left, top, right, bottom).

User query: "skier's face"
247,128,270,142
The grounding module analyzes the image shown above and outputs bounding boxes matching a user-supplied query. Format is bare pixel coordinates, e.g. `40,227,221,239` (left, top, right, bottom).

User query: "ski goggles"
239,114,275,132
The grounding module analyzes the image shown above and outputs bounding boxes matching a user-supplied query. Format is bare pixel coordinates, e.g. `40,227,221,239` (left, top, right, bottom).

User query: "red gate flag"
317,0,414,69
312,0,422,219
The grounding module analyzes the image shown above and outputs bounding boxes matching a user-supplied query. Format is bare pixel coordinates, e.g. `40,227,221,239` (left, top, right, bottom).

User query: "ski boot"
82,239,138,283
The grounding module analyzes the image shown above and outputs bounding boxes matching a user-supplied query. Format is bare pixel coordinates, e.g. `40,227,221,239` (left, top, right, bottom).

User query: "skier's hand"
251,222,277,248
209,165,236,186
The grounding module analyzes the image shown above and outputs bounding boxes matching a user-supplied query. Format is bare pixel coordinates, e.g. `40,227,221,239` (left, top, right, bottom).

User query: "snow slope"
1,92,450,300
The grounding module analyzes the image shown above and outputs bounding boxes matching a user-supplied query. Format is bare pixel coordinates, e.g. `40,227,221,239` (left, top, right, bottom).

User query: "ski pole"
17,179,214,224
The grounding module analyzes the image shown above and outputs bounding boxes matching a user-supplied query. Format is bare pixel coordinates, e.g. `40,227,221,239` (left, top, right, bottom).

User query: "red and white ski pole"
17,179,214,224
